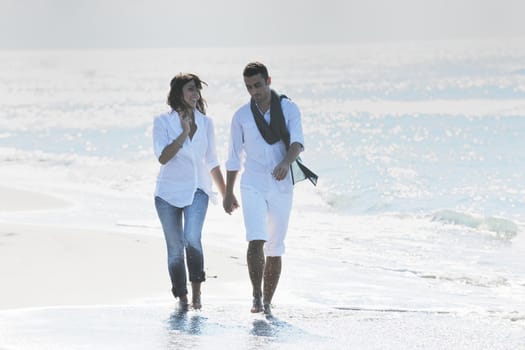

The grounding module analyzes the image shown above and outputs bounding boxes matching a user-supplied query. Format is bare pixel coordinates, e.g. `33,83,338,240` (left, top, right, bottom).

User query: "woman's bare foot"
192,294,202,310
178,294,189,311
191,282,202,310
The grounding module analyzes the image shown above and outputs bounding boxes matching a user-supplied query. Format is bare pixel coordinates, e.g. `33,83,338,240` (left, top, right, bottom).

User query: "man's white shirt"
226,98,304,193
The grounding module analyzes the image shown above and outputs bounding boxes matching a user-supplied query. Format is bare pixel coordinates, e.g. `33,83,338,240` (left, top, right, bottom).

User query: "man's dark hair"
243,61,269,80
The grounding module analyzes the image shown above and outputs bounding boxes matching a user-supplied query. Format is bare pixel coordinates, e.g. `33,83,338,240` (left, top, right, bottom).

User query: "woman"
153,73,229,310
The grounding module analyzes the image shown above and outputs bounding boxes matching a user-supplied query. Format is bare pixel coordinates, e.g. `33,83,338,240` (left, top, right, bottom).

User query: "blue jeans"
155,189,209,298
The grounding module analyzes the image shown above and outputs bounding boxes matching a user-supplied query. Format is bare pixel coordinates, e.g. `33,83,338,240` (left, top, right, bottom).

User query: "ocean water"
1,39,525,349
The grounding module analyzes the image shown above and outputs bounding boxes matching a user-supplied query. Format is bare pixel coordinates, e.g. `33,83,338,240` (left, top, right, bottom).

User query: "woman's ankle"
191,282,202,309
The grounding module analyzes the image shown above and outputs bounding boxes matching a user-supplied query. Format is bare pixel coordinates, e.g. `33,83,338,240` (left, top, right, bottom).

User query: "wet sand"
0,186,523,349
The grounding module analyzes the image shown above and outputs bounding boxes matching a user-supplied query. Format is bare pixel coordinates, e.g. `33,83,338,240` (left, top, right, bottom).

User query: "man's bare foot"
263,303,272,316
251,297,263,313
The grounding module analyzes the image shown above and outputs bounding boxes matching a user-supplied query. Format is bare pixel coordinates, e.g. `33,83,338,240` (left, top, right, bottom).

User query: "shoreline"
0,185,70,212
0,186,247,311
0,222,164,310
1,185,524,349
0,221,247,311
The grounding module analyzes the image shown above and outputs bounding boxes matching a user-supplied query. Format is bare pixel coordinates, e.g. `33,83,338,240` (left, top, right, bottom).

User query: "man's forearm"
283,142,303,165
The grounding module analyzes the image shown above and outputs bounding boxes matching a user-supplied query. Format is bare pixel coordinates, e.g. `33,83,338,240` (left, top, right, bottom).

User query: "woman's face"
182,79,200,109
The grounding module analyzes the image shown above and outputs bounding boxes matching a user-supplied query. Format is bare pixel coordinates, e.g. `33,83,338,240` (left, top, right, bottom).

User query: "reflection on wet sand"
167,309,206,335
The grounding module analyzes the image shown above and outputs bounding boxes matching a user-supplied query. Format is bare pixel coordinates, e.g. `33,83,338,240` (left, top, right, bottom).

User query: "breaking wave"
432,209,519,239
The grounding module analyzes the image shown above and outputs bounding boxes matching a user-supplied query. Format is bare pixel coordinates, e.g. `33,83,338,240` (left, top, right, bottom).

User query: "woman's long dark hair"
167,73,207,114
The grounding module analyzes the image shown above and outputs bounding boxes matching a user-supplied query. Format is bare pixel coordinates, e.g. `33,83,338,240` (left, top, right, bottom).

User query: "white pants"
241,186,293,257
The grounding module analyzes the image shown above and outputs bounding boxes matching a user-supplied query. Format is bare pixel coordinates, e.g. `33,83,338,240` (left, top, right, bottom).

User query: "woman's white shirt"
153,110,220,207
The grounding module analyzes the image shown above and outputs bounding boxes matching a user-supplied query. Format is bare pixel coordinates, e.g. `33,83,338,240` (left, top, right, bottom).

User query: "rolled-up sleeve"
284,100,304,150
153,116,169,159
205,118,220,170
225,113,243,171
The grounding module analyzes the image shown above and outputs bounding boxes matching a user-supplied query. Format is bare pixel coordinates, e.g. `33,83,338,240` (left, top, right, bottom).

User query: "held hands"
223,193,240,215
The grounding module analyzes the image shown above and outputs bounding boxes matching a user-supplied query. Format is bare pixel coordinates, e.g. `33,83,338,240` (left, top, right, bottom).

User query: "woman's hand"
179,110,192,134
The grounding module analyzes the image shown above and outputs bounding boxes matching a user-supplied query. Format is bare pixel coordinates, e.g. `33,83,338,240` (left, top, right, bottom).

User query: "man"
223,62,304,315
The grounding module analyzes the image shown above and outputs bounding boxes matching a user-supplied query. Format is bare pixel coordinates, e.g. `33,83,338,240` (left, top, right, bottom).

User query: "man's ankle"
263,303,272,316
251,296,263,313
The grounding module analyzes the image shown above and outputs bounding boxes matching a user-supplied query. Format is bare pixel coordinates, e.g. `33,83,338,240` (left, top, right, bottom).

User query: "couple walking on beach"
153,62,305,315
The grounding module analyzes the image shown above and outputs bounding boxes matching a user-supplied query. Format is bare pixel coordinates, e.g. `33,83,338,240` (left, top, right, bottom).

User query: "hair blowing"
167,73,207,114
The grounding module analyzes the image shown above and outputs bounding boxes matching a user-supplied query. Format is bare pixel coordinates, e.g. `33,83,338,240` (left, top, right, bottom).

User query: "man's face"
244,73,271,105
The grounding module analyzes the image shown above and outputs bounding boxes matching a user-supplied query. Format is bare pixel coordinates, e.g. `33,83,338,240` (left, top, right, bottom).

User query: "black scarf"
250,90,290,149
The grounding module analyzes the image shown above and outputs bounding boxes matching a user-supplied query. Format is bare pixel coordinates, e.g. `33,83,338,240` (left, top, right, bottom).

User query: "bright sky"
1,0,524,48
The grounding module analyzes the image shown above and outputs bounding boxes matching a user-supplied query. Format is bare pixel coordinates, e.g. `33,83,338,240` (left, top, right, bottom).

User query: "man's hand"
272,161,290,181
